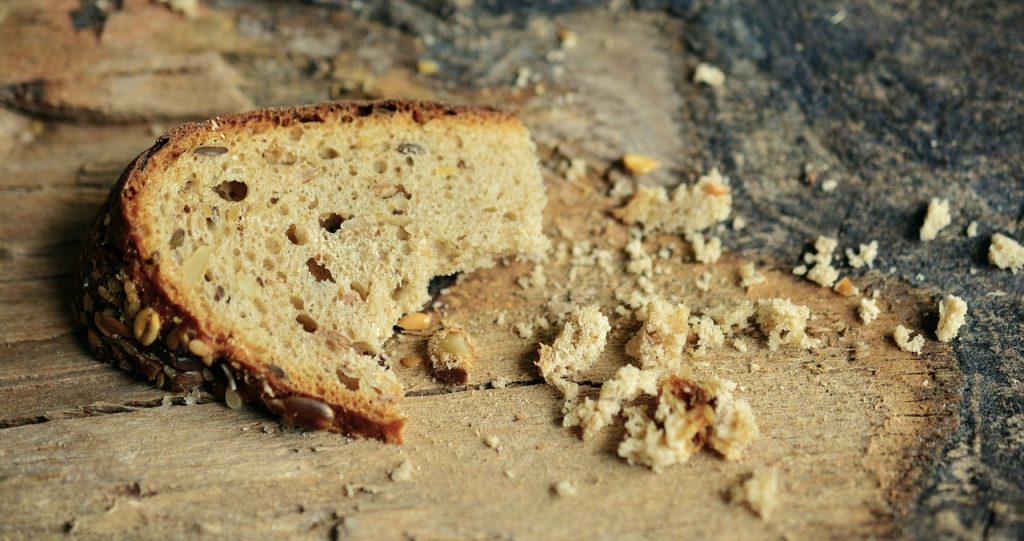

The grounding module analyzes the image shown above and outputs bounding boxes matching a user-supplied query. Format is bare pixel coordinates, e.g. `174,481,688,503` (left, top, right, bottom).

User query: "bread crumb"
514,321,535,339
625,233,654,276
893,325,924,354
845,240,878,269
491,376,510,389
622,154,660,175
156,0,198,18
693,63,726,87
609,177,635,198
705,301,755,336
427,327,476,384
564,364,660,438
792,264,808,276
936,294,967,343
614,168,731,237
833,277,859,297
739,262,765,289
553,480,578,497
989,233,1024,273
537,305,610,406
733,338,748,353
558,29,578,49
920,198,951,241
732,216,747,231
755,298,820,350
518,264,547,289
731,467,780,520
618,375,758,472
858,296,881,324
800,236,840,288
390,459,413,482
966,221,979,238
626,298,690,369
484,435,501,449
563,157,587,182
820,179,838,192
696,271,713,292
691,233,723,264
504,469,516,479
416,59,440,75
690,315,725,356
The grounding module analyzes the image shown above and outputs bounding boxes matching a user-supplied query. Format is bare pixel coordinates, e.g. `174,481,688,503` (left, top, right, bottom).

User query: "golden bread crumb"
989,233,1024,273
755,298,820,350
920,198,951,241
893,325,924,354
731,467,780,520
936,294,967,342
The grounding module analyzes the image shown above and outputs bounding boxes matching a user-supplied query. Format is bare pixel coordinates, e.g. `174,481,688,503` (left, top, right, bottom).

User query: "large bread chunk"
74,100,548,442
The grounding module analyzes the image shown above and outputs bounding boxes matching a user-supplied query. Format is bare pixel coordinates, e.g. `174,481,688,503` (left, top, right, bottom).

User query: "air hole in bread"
170,229,185,249
214,180,248,202
350,282,369,301
286,224,308,245
319,147,339,159
396,226,411,241
296,313,318,332
373,160,387,174
290,296,304,310
306,258,336,283
289,126,304,141
263,258,276,271
391,279,409,300
319,212,347,233
267,238,282,255
336,369,360,391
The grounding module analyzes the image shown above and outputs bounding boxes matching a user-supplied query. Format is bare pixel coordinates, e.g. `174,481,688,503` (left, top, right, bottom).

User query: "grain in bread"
74,100,548,442
427,327,477,385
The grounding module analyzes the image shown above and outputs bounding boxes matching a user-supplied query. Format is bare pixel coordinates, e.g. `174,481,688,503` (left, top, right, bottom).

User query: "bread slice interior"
121,102,547,440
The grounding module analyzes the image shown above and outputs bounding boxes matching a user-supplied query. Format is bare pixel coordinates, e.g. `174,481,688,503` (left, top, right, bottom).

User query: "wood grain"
0,1,972,539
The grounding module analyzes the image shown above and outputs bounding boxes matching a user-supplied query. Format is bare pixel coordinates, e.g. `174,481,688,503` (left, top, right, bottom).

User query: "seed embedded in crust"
396,312,433,331
188,339,214,364
87,328,102,352
182,246,211,288
224,387,243,409
279,396,336,430
133,307,161,346
194,146,229,156
95,311,131,338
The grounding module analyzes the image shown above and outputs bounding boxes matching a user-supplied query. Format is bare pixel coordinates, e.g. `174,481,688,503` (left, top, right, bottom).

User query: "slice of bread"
73,100,548,442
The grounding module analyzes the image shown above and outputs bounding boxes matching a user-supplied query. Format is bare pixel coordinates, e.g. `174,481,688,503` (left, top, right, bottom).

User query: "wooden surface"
1,1,1020,539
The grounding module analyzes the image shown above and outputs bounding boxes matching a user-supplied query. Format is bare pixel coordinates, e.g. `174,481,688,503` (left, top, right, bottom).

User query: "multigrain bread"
72,100,548,442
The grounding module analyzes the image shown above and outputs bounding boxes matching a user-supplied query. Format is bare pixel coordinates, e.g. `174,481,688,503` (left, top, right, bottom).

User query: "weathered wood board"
2,0,1021,539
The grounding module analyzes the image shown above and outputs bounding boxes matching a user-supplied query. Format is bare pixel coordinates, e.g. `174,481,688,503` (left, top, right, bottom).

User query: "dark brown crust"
71,100,512,443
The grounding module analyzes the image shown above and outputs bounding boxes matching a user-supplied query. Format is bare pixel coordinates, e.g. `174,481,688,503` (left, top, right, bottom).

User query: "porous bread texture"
845,240,878,269
705,300,755,336
613,168,731,237
731,468,780,520
690,315,725,356
624,298,690,369
920,198,951,241
564,364,659,439
800,236,840,288
564,298,686,439
894,325,924,354
989,233,1024,273
936,294,967,343
618,375,759,472
120,101,548,439
537,305,611,406
755,298,820,350
858,295,881,324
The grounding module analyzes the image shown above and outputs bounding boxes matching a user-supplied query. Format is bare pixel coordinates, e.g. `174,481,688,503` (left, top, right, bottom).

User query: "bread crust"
72,100,517,442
